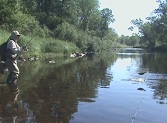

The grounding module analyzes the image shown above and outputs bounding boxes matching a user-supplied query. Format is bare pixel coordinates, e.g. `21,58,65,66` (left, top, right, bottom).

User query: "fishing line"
24,34,36,47
131,98,144,123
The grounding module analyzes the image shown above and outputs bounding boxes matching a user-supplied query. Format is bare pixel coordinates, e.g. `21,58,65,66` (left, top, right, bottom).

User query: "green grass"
0,30,10,44
0,29,80,58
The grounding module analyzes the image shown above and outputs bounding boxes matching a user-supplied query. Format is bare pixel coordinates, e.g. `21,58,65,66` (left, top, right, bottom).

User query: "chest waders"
6,47,19,93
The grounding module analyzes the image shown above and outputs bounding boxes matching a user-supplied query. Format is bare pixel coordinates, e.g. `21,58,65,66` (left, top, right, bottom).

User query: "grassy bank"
0,30,80,58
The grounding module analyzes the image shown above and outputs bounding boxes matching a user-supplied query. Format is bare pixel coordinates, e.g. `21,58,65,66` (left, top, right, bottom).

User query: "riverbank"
133,45,167,53
151,45,167,52
0,29,125,59
0,30,80,58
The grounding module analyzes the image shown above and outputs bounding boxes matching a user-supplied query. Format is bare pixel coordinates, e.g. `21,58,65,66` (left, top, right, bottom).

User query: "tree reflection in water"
153,80,167,104
0,85,36,123
1,50,167,123
141,53,167,104
14,52,115,122
0,85,19,122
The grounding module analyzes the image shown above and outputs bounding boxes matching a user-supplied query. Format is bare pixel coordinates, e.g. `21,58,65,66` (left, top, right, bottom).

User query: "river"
0,48,167,123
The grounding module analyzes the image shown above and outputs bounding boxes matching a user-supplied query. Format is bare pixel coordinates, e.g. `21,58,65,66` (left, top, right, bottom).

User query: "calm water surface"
0,49,167,123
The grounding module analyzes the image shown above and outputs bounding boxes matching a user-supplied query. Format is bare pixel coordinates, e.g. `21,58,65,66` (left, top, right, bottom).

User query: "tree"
0,0,18,26
77,0,99,31
58,0,78,25
99,8,115,40
152,0,167,44
129,35,140,46
103,28,118,42
87,10,101,36
20,0,37,15
131,19,157,47
130,0,167,47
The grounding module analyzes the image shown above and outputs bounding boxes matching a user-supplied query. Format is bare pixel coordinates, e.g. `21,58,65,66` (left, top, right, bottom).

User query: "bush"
54,22,78,42
20,35,42,57
41,38,80,55
0,30,10,44
16,12,45,37
2,12,46,37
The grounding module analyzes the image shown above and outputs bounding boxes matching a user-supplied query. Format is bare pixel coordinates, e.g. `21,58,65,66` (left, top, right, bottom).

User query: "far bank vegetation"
1,0,167,57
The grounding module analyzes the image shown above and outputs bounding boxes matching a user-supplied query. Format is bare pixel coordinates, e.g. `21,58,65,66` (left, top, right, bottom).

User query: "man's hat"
10,30,21,40
11,30,21,36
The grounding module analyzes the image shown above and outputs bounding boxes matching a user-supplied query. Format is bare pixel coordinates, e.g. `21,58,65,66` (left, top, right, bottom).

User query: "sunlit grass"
0,29,80,58
0,30,10,44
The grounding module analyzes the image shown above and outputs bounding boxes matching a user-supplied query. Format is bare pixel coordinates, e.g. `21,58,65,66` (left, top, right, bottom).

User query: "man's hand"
22,45,29,51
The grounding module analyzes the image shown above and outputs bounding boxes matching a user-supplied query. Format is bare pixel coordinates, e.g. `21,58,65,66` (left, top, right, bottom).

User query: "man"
6,30,28,93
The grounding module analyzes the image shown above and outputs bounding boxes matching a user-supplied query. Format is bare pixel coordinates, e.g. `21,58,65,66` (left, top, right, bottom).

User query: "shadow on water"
140,52,167,104
0,49,167,123
0,52,116,123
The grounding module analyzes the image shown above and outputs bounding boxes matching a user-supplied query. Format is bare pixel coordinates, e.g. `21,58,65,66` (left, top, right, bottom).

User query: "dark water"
0,49,167,123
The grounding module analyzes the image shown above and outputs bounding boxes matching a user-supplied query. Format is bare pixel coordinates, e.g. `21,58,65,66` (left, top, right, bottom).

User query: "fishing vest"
6,40,19,60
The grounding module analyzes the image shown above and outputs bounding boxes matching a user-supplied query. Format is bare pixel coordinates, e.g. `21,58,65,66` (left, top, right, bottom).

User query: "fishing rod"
25,35,36,46
131,98,144,123
22,35,36,51
18,35,36,61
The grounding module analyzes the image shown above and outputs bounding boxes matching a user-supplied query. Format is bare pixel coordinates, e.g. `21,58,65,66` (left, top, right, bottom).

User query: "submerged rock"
137,88,146,91
138,71,147,75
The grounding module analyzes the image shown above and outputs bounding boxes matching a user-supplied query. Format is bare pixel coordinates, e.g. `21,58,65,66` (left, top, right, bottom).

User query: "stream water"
0,48,167,123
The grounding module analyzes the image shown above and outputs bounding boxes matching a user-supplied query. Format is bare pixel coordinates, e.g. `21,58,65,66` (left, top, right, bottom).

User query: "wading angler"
0,30,28,93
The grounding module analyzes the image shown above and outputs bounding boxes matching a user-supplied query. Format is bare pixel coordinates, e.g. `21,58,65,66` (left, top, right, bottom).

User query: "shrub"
41,39,80,55
16,12,45,37
0,30,10,44
2,12,45,37
54,22,78,42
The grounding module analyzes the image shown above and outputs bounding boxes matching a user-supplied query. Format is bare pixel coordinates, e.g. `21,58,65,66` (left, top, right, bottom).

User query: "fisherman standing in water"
6,30,28,93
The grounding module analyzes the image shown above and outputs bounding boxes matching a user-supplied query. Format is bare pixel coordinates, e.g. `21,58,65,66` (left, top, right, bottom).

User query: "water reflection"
16,53,115,122
19,101,36,122
0,87,36,123
0,50,167,123
0,87,19,123
152,79,167,104
140,53,167,104
118,50,167,105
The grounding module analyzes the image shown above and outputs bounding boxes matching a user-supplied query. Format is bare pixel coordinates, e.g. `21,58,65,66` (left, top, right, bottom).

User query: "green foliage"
116,34,141,47
15,35,41,57
54,22,78,42
0,30,10,44
0,29,80,58
0,0,121,56
130,1,167,48
77,0,100,31
44,14,62,30
20,0,37,15
0,0,18,25
42,38,80,55
42,25,53,37
60,0,78,25
99,8,115,40
88,11,101,33
12,12,45,37
129,35,140,46
76,30,92,50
